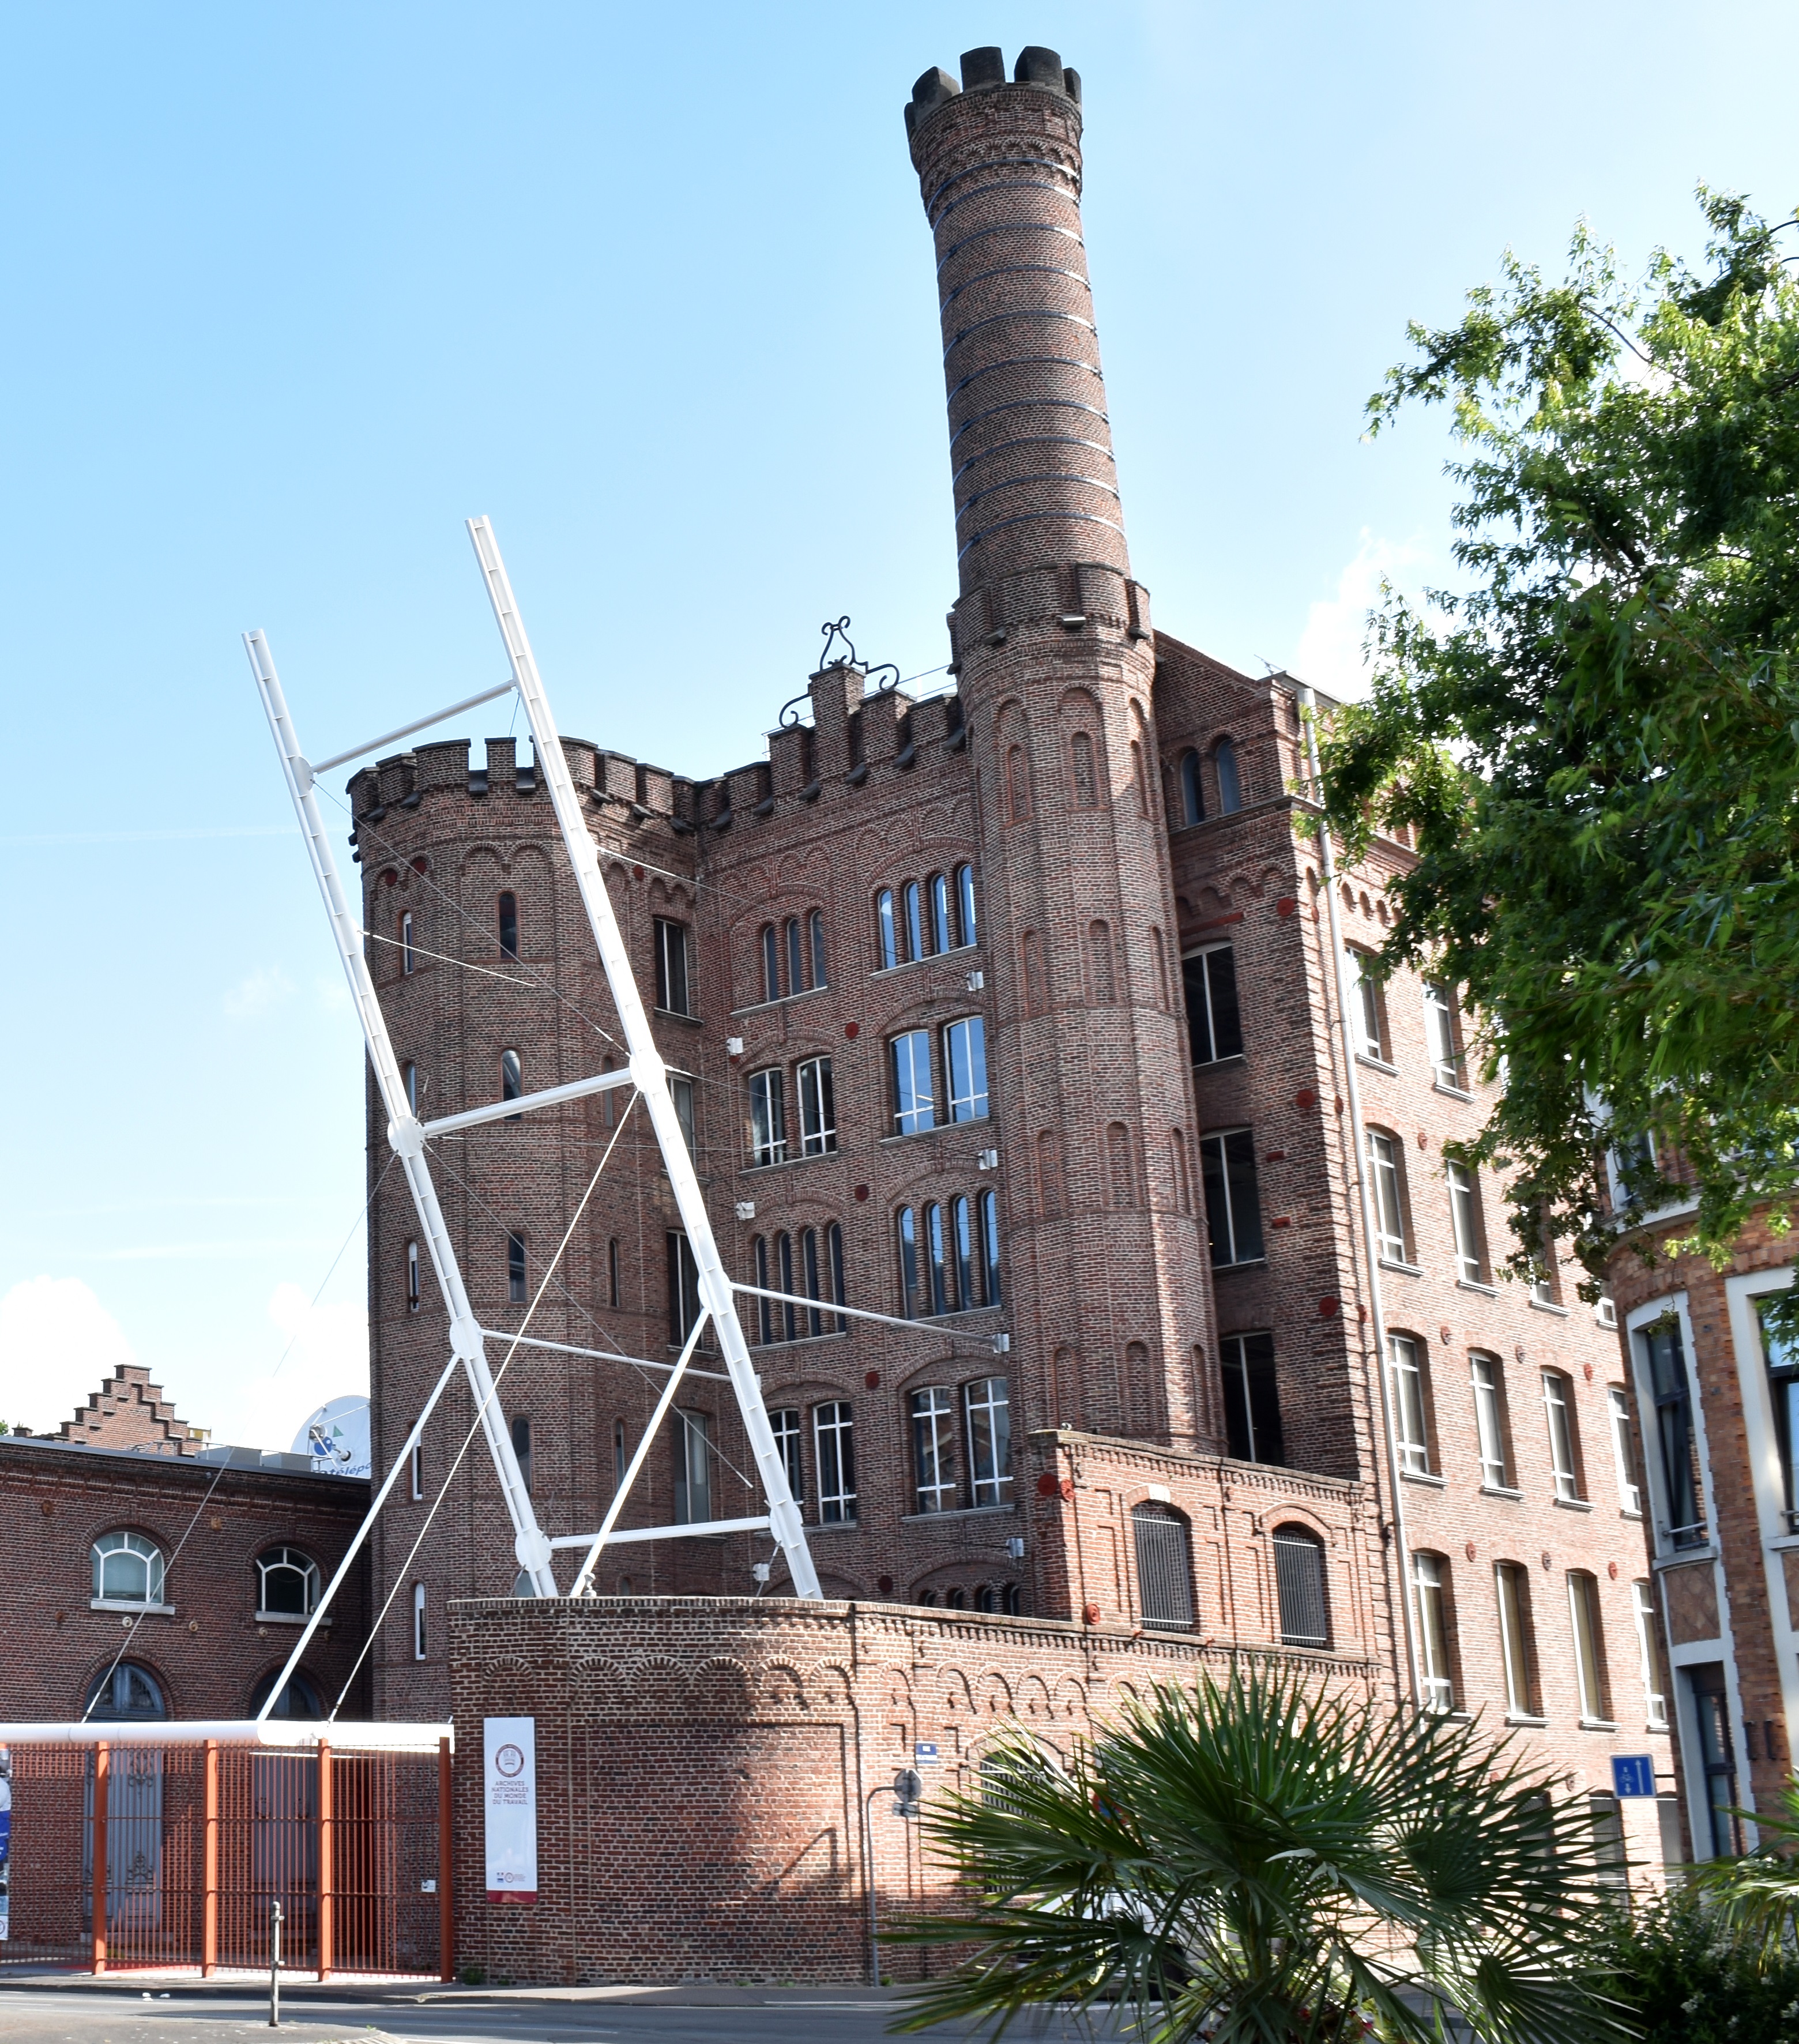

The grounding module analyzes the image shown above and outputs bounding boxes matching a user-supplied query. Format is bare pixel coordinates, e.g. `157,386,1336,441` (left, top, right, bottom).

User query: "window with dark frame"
1221,1331,1283,1465
407,1240,420,1313
955,863,978,946
1543,1371,1583,1501
1214,737,1243,813
814,1402,856,1522
502,1048,522,1120
1132,1504,1195,1630
1471,1354,1511,1489
1199,1128,1263,1266
498,891,518,961
761,924,780,1002
667,1230,702,1346
506,1232,527,1304
876,889,898,970
1641,1316,1704,1546
785,917,806,997
809,909,829,987
672,1410,713,1524
1182,943,1243,1066
510,1414,532,1496
1272,1528,1328,1647
903,879,924,961
256,1546,321,1617
1343,947,1387,1062
409,1442,423,1501
401,910,416,975
1178,748,1204,826
1424,982,1469,1090
653,916,692,1016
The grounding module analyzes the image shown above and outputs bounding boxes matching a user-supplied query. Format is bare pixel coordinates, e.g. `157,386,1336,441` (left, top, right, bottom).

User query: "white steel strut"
465,517,820,1600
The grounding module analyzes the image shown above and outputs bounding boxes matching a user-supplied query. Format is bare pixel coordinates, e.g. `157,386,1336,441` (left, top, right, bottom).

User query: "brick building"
344,43,1676,1910
0,1369,371,1725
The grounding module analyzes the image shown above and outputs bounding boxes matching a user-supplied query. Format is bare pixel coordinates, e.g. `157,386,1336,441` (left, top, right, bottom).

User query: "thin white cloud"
1291,530,1428,700
224,966,296,1020
0,1275,139,1435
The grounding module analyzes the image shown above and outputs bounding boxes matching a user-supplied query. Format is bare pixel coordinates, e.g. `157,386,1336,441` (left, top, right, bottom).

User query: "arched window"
1272,1526,1329,1647
980,1190,1002,1306
785,916,806,995
975,1584,997,1613
776,1232,797,1342
903,879,924,960
1179,748,1204,826
826,1220,847,1334
946,1586,969,1611
924,1202,950,1314
875,890,898,971
501,1048,522,1120
498,891,519,959
1006,744,1030,823
511,1414,533,1495
1214,738,1243,814
1070,730,1098,807
607,1237,622,1309
896,1206,920,1318
952,1195,977,1306
250,1668,323,1720
407,1240,420,1312
955,863,978,946
1131,1504,1195,1630
751,1236,773,1345
809,909,829,988
801,1226,825,1338
929,873,953,954
84,1662,165,1721
400,910,416,974
92,1531,165,1607
256,1546,321,1618
761,923,780,1002
507,1231,527,1304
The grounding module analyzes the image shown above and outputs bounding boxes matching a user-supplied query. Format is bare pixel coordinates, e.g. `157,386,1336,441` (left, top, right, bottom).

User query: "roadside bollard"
269,1898,283,2027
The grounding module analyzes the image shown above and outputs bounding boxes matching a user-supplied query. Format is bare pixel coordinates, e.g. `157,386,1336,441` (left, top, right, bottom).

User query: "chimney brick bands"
907,50,1218,1454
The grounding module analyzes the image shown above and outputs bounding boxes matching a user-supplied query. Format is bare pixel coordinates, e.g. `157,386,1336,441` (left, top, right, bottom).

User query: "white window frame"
769,1407,803,1504
1343,946,1387,1062
965,1375,1012,1508
409,1441,423,1501
944,1017,989,1123
1412,1552,1453,1712
1543,1371,1582,1501
1423,981,1467,1091
1495,1560,1534,1719
1365,1130,1408,1263
1388,1334,1431,1476
797,1055,837,1155
91,1530,167,1609
255,1546,321,1620
412,1581,427,1660
1471,1354,1510,1489
748,1067,787,1166
891,1029,935,1135
1568,1571,1609,1723
653,915,692,1016
400,909,415,974
814,1401,857,1523
1632,1580,1669,1730
910,1387,956,1513
1446,1162,1488,1285
1608,1387,1642,1515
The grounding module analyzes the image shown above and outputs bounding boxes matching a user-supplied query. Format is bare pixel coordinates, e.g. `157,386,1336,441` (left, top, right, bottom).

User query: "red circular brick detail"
632,864,645,880
1294,1089,1316,1109
1318,1297,1339,1318
1464,1541,1477,1561
1082,1603,1101,1626
1608,1561,1619,1580
864,1371,881,1391
1037,1473,1060,1497
1416,1131,1428,1148
1276,897,1297,917
853,1184,870,1202
844,1022,860,1039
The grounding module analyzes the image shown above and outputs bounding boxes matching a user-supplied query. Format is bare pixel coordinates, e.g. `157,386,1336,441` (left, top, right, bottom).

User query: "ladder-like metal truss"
244,520,822,1719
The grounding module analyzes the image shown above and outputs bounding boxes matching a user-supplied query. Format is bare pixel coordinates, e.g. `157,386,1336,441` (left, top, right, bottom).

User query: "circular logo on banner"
495,1744,526,1779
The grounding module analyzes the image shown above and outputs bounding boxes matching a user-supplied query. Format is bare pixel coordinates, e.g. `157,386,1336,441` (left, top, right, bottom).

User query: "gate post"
437,1737,454,1983
316,1740,333,1982
202,1741,220,1975
90,1742,109,1976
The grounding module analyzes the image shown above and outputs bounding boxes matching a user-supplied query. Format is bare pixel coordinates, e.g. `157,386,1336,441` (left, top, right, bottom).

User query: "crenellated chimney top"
904,45,1081,135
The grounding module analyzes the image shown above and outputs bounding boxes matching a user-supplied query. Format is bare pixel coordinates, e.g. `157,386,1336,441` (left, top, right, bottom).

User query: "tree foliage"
893,1665,1630,2044
1314,192,1799,1308
1586,1885,1799,2044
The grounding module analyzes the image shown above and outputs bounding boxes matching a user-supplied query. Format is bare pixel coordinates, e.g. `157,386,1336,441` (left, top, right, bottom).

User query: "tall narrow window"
1640,1317,1704,1546
671,1073,697,1158
930,873,953,954
1178,748,1203,827
501,1048,522,1120
770,1408,803,1503
667,1230,702,1345
1568,1572,1609,1722
925,1203,951,1315
506,1232,527,1304
809,909,829,988
1070,729,1098,806
1447,1163,1489,1284
776,1232,797,1343
407,1240,420,1313
797,1056,836,1155
876,889,898,970
1689,1669,1741,1857
1214,737,1243,814
1388,1334,1431,1475
903,879,924,961
955,863,978,946
800,1226,825,1338
1272,1528,1328,1647
1199,1129,1263,1267
404,1060,418,1112
600,1056,616,1127
1610,1390,1635,1520
952,1196,977,1308
409,1441,423,1501
814,1402,856,1523
510,1415,532,1496
748,1068,787,1166
1471,1354,1510,1488
980,1190,1002,1307
1412,1553,1453,1711
945,1017,989,1122
1760,1298,1799,1533
911,1388,956,1513
785,916,806,996
965,1377,1011,1506
826,1221,847,1333
1182,944,1243,1064
1495,1562,1535,1717
1132,1505,1194,1630
613,1419,626,1495
1632,1580,1668,1729
412,1582,427,1660
653,917,692,1015
891,1030,935,1134
1543,1372,1582,1501
497,891,518,960
896,1207,920,1319
673,1410,713,1524
761,924,781,1002
751,1237,773,1345
1343,948,1387,1061
1365,1131,1409,1263
607,1237,621,1309
1221,1331,1283,1465
1424,983,1468,1090
401,910,416,974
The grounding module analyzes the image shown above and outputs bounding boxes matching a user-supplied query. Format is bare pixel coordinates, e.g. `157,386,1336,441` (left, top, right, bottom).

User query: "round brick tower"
906,48,1218,1462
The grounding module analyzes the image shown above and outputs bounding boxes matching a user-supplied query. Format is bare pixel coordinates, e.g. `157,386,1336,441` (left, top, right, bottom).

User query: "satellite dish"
292,1396,371,1480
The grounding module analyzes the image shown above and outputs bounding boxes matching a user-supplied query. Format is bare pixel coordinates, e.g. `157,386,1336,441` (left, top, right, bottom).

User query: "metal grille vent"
1131,1505,1194,1631
1273,1531,1329,1647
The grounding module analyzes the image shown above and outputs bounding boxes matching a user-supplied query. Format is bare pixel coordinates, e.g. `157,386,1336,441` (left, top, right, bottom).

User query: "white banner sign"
483,1716,537,1903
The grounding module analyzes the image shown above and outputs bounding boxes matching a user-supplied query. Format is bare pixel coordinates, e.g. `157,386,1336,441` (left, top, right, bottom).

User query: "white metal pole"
244,631,556,1595
465,518,822,1599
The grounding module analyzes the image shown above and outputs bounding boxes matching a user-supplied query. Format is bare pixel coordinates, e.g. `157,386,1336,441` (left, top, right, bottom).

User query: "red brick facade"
340,45,1677,1916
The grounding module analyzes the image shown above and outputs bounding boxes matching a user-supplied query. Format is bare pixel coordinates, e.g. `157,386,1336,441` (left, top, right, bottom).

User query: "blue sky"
4,0,1794,1448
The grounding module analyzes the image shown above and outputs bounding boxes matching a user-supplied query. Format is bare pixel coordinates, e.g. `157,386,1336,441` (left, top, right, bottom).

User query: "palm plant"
893,1665,1633,2044
1688,1775,1799,1957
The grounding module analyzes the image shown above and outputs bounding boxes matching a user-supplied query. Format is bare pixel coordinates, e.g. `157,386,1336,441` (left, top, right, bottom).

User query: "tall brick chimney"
906,50,1218,1476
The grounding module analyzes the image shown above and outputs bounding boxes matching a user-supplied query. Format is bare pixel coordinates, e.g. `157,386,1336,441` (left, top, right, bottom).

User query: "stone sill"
1433,1079,1474,1102
1653,1546,1717,1569
651,1007,703,1027
1552,1495,1594,1512
1506,1712,1548,1727
1356,1054,1398,1077
1527,1298,1572,1316
255,1612,328,1628
1456,1278,1499,1297
869,945,979,981
1191,1053,1247,1073
1401,1470,1446,1488
742,1147,839,1173
880,1117,991,1145
90,1599,174,1616
731,985,833,1019
1379,1257,1423,1277
901,1503,1016,1524
1211,1258,1269,1275
1481,1485,1523,1501
1580,1717,1620,1732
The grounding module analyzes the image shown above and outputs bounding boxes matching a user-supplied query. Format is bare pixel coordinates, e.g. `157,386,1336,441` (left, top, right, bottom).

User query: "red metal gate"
1,1737,451,1980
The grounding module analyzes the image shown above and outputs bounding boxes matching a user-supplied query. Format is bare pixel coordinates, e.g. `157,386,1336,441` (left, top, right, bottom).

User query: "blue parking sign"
1612,1755,1657,1798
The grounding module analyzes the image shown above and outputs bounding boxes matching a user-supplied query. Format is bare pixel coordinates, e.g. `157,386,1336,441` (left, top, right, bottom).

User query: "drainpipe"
1296,683,1422,1708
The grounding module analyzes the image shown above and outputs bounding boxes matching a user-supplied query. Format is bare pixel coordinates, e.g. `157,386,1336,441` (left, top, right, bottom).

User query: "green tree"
1313,193,1799,1309
894,1666,1630,2044
1688,1776,1799,1958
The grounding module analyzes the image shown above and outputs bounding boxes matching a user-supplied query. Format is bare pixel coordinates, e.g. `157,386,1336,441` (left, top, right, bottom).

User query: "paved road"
0,1986,1128,2044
